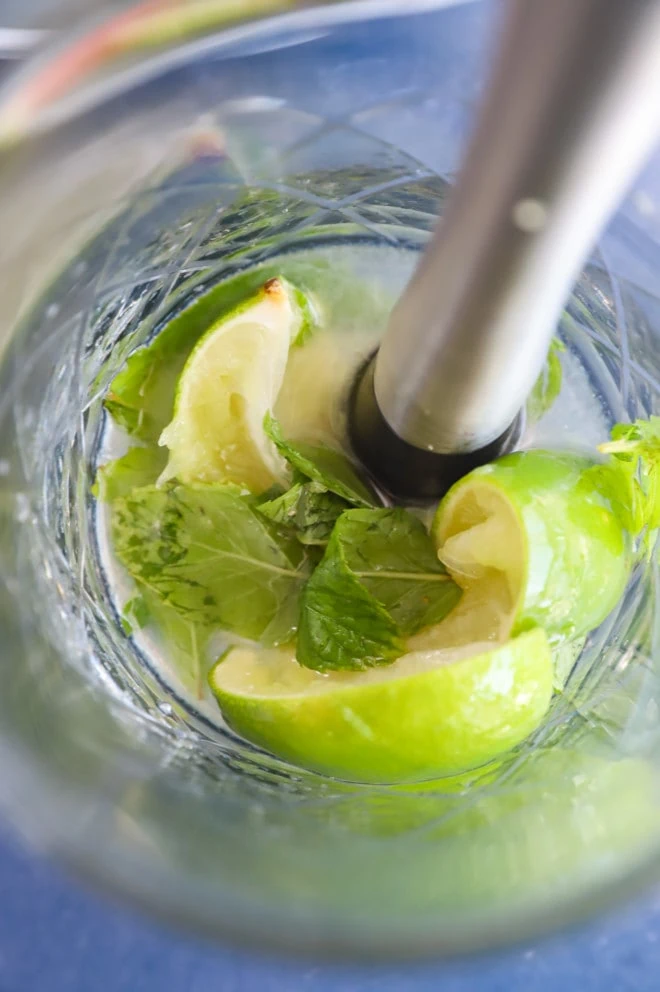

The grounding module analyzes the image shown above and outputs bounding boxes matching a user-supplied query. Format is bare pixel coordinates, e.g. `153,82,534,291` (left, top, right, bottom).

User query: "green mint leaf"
264,414,378,507
120,590,212,697
121,594,151,634
256,484,298,519
336,509,462,634
143,591,213,699
597,416,660,550
297,546,404,672
112,483,311,645
93,446,167,502
257,481,349,546
253,482,287,505
527,338,564,423
290,284,320,347
297,508,461,672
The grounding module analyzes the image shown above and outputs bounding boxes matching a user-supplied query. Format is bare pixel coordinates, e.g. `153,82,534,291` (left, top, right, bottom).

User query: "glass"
0,0,660,958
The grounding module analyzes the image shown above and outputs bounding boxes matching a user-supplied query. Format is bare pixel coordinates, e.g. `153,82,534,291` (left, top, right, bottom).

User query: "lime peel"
432,450,630,642
209,627,554,783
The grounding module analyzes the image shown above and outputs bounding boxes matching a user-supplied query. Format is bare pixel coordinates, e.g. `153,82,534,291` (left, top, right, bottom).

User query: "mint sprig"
596,415,660,552
258,414,381,548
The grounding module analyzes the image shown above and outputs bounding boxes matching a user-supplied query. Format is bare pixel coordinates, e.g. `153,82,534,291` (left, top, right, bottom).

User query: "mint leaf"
121,594,151,634
112,483,311,645
297,508,461,671
258,415,380,547
93,446,167,502
264,414,378,507
528,338,564,423
290,284,320,347
336,509,462,634
257,480,348,546
297,550,403,671
587,459,640,535
596,416,660,551
122,590,212,698
143,591,213,699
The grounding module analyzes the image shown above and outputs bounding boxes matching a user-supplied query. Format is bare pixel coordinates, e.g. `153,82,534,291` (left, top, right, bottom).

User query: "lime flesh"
275,330,361,448
433,450,631,642
158,278,304,492
209,628,553,784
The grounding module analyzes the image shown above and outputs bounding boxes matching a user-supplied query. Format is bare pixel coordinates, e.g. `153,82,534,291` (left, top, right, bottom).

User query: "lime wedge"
432,450,631,641
209,628,553,783
159,278,306,492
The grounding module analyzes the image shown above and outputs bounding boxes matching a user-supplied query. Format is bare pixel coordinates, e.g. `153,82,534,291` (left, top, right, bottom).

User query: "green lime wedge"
432,450,632,642
209,628,553,784
158,277,306,492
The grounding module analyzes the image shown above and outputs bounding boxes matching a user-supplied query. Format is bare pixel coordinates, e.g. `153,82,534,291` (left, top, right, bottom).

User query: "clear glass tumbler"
1,0,660,958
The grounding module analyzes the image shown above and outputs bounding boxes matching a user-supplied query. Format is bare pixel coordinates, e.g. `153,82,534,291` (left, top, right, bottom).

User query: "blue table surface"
1,826,659,992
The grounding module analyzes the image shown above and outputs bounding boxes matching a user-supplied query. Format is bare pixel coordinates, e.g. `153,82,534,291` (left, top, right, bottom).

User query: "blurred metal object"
367,0,660,461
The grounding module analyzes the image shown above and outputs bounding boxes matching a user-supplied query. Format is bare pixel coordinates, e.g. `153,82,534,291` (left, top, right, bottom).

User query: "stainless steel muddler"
350,0,660,500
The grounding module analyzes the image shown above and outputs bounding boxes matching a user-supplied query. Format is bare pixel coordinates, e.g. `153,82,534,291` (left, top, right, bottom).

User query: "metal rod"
372,0,660,456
